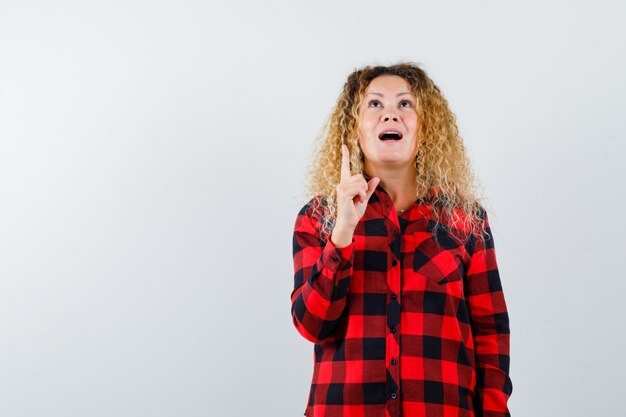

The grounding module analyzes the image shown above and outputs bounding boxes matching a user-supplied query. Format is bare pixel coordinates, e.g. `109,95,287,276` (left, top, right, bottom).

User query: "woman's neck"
364,164,418,206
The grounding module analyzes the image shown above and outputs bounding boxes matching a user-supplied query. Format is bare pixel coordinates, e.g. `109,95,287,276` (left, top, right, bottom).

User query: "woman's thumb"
366,177,380,199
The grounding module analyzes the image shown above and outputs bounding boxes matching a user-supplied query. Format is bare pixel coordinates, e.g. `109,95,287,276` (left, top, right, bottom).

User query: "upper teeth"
383,131,400,135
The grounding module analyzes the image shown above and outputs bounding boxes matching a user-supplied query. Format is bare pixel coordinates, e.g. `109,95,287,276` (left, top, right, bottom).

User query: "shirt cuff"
321,237,356,272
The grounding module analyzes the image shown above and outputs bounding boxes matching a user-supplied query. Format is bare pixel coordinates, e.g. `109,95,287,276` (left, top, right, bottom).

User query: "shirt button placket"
386,228,402,412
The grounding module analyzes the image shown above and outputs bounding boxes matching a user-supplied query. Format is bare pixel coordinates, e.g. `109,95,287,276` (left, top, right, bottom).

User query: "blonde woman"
290,62,513,417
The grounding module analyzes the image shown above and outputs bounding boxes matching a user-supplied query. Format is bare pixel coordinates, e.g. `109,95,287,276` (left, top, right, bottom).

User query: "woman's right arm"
290,202,355,344
290,145,379,343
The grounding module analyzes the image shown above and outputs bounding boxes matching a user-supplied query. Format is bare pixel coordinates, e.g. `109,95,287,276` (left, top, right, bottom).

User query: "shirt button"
391,259,397,266
391,293,397,300
390,327,396,333
391,393,397,399
391,358,397,365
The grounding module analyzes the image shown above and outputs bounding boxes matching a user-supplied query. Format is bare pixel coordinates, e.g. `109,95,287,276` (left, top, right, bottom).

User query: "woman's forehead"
365,75,412,93
355,76,415,111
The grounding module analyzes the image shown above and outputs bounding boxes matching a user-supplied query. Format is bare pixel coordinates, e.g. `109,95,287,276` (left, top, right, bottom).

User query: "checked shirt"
290,176,512,417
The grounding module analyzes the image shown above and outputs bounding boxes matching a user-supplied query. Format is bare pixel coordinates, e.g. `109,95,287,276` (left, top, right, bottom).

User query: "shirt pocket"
413,228,465,290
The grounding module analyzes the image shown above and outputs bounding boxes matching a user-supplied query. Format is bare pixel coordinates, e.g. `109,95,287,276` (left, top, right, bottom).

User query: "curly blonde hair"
300,62,493,247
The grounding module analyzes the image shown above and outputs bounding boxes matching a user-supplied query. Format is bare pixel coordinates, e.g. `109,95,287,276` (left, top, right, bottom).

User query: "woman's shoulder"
424,196,490,245
296,194,330,216
294,195,331,231
293,195,335,241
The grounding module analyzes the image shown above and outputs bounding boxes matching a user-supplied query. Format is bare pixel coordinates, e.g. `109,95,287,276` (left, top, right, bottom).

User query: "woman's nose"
382,108,400,122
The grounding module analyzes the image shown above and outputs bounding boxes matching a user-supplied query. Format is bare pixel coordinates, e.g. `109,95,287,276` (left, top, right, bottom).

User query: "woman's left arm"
465,208,513,417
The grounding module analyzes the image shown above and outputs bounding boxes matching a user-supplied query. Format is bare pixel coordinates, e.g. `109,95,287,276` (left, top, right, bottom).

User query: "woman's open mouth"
378,131,403,141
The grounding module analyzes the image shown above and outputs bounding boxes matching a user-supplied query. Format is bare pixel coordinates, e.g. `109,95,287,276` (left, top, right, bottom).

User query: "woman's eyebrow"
366,92,414,98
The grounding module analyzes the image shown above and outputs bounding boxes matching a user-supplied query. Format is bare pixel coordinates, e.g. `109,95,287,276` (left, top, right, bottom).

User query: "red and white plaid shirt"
290,176,512,417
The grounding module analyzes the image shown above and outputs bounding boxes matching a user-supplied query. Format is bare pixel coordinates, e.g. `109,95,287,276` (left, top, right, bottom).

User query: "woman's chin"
369,156,409,167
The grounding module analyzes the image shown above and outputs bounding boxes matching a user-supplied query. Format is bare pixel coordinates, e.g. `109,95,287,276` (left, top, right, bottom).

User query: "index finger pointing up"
341,144,351,181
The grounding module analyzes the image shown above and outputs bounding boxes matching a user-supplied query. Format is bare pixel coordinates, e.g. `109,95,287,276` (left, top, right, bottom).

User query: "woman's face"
357,75,419,171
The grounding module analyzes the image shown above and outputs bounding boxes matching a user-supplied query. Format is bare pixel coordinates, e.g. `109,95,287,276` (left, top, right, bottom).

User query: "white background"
1,1,625,416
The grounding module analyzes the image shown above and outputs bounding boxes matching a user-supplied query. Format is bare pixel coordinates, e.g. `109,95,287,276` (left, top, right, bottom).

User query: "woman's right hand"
332,145,380,246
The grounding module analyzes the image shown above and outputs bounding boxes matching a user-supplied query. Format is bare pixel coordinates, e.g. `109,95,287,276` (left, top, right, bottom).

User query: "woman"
290,62,512,417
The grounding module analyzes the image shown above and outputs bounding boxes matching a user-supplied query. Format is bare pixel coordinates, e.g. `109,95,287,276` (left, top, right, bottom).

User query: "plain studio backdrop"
1,1,624,416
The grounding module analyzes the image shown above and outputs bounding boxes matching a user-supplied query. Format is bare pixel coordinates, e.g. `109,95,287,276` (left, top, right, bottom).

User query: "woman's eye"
368,99,413,108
